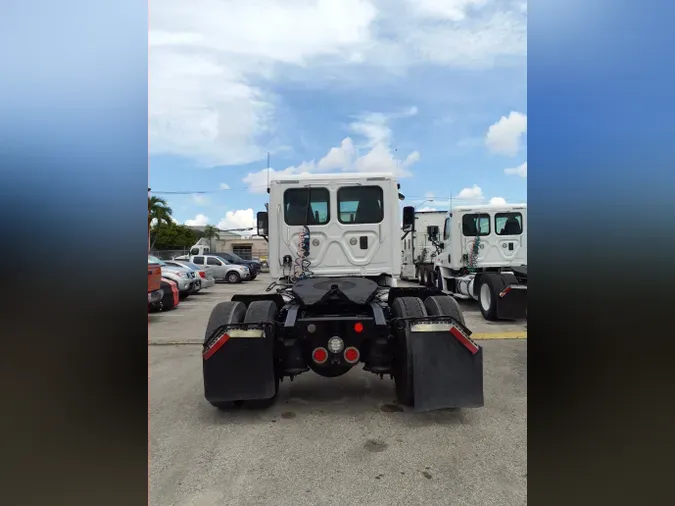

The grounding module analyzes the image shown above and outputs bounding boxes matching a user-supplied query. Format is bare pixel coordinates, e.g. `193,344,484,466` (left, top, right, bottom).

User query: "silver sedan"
165,260,216,290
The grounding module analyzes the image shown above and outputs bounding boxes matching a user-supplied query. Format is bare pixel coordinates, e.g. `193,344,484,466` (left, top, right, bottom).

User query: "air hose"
467,235,480,273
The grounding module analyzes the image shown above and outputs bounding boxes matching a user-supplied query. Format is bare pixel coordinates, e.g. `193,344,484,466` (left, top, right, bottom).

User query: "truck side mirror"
427,225,439,241
402,206,415,231
257,211,269,236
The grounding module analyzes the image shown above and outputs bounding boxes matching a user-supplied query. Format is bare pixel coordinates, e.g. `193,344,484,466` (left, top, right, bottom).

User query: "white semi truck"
400,210,447,285
201,173,484,413
406,203,528,321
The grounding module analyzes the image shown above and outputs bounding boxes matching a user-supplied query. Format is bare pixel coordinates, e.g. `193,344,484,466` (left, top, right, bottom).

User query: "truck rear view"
200,173,484,413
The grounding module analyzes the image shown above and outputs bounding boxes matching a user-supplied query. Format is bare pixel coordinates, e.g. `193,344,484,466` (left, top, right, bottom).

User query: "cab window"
207,257,222,266
495,212,523,235
462,213,490,236
338,186,383,224
284,188,330,226
192,256,204,265
443,216,451,240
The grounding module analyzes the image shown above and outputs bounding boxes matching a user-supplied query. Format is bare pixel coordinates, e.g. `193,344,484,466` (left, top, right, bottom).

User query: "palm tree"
202,224,220,251
148,196,173,250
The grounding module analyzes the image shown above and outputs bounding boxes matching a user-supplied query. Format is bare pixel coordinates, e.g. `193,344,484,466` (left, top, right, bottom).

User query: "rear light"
199,271,206,279
328,337,344,353
344,347,360,364
354,322,364,333
312,347,328,364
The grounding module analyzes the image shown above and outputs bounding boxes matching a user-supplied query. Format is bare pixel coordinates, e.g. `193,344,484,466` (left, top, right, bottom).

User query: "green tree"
152,222,200,250
202,224,220,250
148,196,173,250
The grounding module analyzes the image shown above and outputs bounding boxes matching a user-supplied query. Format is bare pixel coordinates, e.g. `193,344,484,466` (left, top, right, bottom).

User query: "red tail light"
354,322,364,333
312,347,328,364
344,347,360,364
199,271,206,279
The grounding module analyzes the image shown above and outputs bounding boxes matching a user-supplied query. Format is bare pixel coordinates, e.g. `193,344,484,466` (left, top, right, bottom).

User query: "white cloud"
417,206,438,212
241,108,420,192
504,161,527,178
411,0,490,22
486,111,527,156
489,197,507,205
217,209,256,230
457,185,484,200
318,138,356,170
219,183,230,189
192,194,209,205
184,214,210,226
149,1,527,166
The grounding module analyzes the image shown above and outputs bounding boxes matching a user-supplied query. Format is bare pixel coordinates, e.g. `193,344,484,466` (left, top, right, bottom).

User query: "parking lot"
149,275,527,506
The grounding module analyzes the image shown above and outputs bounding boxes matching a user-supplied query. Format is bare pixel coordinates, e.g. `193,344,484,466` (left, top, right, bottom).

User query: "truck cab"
423,203,527,321
437,204,527,271
259,173,402,283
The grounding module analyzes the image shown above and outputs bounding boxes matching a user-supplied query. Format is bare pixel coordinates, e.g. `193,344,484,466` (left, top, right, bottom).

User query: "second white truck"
400,210,447,286
401,203,527,321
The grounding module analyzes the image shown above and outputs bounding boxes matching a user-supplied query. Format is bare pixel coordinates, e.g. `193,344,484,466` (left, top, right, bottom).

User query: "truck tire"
204,301,248,410
478,274,505,321
227,271,241,284
242,300,279,409
424,295,466,326
391,296,427,407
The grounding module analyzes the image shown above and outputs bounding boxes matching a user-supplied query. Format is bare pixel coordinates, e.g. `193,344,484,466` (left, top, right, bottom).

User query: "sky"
149,0,527,230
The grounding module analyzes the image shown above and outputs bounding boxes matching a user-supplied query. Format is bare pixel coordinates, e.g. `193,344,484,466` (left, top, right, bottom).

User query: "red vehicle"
148,195,163,305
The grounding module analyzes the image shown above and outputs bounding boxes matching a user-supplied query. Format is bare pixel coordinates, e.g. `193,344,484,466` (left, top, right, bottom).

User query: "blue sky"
149,0,527,230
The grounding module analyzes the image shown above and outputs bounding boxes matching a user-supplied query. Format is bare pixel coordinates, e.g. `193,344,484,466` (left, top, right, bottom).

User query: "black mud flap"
203,323,276,403
408,320,484,412
496,285,527,320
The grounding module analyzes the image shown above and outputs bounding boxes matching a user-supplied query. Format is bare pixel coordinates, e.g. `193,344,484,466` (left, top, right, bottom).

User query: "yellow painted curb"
472,332,527,340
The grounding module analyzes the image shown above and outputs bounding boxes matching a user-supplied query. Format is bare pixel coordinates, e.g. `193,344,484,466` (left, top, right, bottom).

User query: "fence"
150,249,189,260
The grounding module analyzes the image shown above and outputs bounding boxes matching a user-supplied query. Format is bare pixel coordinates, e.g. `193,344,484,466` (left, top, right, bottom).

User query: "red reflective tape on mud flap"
449,327,480,355
203,332,230,360
499,286,512,298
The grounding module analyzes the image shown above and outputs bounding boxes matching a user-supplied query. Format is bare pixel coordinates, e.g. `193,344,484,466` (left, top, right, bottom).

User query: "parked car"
148,258,163,303
148,255,196,297
149,278,179,312
164,260,215,290
215,252,261,280
179,246,262,280
188,255,250,283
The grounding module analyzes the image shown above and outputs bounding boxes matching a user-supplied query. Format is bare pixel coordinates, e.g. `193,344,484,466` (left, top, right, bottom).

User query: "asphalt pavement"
149,275,527,506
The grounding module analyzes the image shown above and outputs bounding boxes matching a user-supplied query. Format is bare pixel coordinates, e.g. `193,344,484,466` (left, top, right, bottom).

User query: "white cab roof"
270,172,395,184
452,203,527,212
